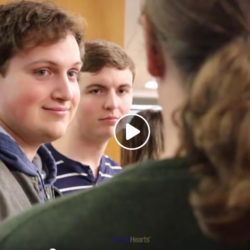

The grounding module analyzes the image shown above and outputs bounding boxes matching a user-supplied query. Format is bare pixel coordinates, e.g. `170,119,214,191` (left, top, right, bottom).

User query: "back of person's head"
144,0,250,246
121,109,164,167
81,39,135,81
0,0,84,76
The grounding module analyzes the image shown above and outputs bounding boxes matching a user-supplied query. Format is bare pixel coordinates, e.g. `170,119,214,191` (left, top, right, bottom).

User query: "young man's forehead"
79,68,133,88
81,66,133,78
10,35,82,68
24,59,82,69
81,65,133,76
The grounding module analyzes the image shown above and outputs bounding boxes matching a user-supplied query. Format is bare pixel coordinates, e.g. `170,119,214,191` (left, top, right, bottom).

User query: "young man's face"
76,66,133,141
0,34,82,146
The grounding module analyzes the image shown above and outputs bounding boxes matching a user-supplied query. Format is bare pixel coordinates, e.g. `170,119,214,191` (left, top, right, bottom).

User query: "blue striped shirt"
46,143,122,195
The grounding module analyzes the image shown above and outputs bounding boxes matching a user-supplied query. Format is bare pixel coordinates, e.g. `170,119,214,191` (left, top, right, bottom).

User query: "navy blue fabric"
46,143,122,194
37,145,57,186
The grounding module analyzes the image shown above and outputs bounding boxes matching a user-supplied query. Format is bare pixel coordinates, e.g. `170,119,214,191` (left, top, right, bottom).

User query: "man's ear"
142,16,166,78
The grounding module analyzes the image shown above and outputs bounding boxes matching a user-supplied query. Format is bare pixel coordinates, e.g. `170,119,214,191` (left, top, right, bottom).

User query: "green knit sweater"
0,158,249,250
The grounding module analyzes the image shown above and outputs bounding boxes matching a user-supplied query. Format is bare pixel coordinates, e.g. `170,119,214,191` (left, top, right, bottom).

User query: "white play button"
126,123,140,140
114,114,150,150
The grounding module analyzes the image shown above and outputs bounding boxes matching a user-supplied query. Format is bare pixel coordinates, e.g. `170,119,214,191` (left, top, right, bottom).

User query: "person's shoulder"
141,157,188,170
103,157,190,190
0,160,11,177
102,154,120,166
122,157,189,177
101,155,122,172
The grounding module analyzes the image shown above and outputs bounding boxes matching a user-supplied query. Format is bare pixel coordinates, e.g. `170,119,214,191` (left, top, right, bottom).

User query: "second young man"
46,40,135,194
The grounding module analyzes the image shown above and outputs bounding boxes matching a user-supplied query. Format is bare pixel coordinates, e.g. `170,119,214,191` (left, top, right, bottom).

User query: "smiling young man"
0,1,84,222
46,40,135,194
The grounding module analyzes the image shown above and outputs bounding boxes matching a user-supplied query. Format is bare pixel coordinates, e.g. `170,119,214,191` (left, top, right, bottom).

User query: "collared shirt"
46,143,123,195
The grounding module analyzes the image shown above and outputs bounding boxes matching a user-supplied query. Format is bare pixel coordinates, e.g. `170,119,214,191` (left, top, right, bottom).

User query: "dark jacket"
0,132,57,222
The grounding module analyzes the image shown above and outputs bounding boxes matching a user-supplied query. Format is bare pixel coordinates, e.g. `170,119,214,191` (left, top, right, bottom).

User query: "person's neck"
52,132,109,178
158,56,186,159
160,114,180,159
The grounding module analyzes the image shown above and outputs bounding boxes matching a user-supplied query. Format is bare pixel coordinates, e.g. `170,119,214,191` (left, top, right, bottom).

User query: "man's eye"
68,70,79,78
90,89,101,94
118,88,128,94
35,69,49,76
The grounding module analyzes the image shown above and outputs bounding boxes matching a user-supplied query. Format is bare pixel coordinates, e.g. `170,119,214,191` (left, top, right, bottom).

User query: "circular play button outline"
114,114,151,150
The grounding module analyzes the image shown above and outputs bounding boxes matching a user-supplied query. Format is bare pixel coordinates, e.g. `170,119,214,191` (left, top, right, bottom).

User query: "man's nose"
103,90,119,110
52,74,78,101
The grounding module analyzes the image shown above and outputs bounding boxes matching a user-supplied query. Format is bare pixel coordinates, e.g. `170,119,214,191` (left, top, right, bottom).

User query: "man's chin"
42,128,67,143
104,130,115,140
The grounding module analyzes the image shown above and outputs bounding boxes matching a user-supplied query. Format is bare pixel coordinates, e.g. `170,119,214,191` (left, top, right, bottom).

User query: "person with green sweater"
1,0,250,249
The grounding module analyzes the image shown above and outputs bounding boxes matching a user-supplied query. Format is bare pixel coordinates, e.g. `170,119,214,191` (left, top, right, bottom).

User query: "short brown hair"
81,39,135,81
0,0,85,75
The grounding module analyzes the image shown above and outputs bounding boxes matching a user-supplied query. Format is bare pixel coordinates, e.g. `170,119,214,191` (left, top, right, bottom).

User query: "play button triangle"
126,123,140,140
